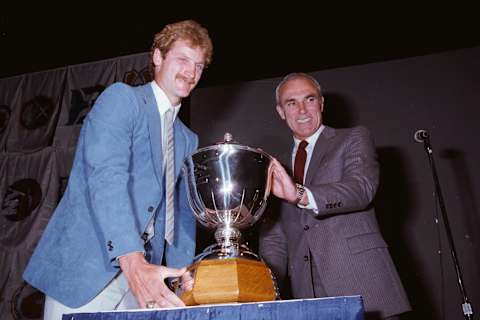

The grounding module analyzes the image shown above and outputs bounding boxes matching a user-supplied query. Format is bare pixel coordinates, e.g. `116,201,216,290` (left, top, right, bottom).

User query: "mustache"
177,74,196,85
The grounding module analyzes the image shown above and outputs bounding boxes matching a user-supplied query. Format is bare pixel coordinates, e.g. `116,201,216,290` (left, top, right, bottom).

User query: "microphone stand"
420,135,474,320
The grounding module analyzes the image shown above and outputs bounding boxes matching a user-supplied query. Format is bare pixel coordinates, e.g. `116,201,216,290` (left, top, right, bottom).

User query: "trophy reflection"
178,133,278,305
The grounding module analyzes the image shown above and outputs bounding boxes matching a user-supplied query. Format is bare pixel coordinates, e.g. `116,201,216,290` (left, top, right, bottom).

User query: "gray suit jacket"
23,83,198,308
259,126,411,318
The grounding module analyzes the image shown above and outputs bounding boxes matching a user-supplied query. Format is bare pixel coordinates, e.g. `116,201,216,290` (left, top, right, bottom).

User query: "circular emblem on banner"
10,282,44,319
20,96,55,129
123,67,153,86
1,179,42,222
0,104,11,134
123,70,140,85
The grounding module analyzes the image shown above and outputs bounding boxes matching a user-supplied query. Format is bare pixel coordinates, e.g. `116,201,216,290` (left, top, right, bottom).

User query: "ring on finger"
146,300,156,309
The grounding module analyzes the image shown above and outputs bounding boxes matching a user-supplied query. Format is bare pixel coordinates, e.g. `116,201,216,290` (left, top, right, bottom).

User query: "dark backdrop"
1,42,478,319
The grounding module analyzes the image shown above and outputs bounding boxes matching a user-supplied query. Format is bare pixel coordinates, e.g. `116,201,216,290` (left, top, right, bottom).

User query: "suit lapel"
283,144,294,173
137,84,187,186
305,126,335,185
140,85,164,187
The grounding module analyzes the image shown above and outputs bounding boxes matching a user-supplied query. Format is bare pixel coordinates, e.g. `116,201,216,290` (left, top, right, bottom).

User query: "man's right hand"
270,158,298,203
118,252,186,308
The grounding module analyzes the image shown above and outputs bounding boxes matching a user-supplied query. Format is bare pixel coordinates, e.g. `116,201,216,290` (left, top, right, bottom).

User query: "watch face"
295,183,305,204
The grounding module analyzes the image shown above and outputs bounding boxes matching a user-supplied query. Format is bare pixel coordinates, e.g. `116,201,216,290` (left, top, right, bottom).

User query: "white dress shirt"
142,81,181,241
150,81,181,170
291,125,325,213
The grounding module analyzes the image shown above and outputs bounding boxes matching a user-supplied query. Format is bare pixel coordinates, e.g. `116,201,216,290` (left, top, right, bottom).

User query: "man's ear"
152,48,163,68
320,96,325,112
276,105,286,120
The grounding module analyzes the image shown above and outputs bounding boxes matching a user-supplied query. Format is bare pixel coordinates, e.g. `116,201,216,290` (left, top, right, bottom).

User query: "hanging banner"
0,147,59,320
6,69,66,153
115,52,151,86
55,59,116,130
53,58,116,179
0,75,24,152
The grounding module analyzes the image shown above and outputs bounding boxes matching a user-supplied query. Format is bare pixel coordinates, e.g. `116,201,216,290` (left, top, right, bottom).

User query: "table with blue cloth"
62,295,364,320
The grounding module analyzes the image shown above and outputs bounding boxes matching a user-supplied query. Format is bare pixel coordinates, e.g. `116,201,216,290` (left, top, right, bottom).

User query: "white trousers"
43,273,138,320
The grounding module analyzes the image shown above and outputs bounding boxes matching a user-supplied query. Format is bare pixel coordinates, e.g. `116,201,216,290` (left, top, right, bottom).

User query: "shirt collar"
150,81,181,119
293,124,325,149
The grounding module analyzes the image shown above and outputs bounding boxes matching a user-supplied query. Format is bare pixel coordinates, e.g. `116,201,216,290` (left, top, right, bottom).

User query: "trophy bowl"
178,133,278,305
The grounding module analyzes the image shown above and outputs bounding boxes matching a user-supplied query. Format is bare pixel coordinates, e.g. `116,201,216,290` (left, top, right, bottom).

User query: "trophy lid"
193,132,272,160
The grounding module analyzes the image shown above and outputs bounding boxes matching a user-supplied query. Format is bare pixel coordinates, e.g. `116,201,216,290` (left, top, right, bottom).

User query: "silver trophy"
178,133,278,305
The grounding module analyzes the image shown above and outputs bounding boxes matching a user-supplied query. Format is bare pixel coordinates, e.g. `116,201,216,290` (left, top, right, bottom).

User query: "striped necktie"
164,109,175,244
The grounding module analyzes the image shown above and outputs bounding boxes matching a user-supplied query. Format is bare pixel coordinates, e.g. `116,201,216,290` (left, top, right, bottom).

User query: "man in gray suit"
259,73,411,319
23,20,213,319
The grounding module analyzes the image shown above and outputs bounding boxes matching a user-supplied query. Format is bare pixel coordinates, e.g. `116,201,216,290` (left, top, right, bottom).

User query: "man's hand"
119,252,187,308
270,158,309,205
270,158,297,202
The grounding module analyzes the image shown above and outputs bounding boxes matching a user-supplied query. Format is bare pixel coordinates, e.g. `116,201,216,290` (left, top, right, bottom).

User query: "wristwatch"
295,183,306,204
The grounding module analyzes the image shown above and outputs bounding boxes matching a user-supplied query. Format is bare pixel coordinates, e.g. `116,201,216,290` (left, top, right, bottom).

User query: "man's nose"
298,102,307,113
184,63,196,79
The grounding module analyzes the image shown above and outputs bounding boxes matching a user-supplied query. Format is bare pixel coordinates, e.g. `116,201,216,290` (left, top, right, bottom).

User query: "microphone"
414,129,429,143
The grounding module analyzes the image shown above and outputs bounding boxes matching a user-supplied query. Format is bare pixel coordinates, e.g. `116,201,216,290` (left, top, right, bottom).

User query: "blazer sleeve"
82,83,145,264
308,126,379,216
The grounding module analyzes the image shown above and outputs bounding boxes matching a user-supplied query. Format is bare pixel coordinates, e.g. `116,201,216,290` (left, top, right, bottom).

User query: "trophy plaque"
178,133,278,305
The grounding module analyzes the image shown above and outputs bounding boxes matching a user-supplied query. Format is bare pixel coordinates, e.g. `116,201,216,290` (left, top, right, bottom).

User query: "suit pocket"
346,232,388,254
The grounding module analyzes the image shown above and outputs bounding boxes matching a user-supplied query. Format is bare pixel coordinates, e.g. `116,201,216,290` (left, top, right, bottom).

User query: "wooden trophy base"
180,258,277,306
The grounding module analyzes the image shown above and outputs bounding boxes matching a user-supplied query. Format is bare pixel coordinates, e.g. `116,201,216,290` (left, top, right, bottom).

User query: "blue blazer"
23,82,198,308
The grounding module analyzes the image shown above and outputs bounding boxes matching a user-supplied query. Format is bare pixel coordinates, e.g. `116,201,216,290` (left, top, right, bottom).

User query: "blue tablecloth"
62,296,364,320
